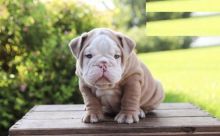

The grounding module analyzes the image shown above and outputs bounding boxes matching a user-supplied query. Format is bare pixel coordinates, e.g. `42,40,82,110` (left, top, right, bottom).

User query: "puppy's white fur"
82,35,122,89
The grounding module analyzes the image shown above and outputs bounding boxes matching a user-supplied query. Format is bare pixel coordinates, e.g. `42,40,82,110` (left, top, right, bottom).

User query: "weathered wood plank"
22,109,209,120
32,103,196,112
11,132,220,136
9,103,220,136
10,117,220,130
9,126,220,136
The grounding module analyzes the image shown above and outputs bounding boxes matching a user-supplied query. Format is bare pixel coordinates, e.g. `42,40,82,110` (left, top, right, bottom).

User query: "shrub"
0,0,111,135
147,12,191,21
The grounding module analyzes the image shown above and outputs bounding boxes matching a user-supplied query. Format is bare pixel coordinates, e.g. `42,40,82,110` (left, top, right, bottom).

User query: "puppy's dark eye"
114,54,120,59
85,54,92,58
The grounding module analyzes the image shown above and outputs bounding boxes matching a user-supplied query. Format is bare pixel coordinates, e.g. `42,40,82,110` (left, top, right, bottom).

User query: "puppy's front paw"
82,110,104,123
114,110,140,124
139,108,146,118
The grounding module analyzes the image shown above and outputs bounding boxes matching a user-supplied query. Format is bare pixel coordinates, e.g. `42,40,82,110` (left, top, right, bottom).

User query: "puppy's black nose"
98,61,107,72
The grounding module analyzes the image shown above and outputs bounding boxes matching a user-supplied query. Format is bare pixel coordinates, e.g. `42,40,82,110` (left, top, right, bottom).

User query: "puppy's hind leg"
142,80,165,113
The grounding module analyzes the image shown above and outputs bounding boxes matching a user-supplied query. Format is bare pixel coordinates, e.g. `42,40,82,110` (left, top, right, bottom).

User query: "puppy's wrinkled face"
82,35,122,89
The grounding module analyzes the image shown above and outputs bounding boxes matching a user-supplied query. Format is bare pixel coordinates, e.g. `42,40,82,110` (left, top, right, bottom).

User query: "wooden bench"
9,103,220,136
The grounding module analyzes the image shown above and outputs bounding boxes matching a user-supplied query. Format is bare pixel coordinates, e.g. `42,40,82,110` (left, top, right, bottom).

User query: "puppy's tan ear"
69,32,88,58
116,33,136,56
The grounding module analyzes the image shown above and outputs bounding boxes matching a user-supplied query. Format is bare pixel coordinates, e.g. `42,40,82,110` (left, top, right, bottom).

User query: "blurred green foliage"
126,26,191,53
0,0,110,135
147,12,191,21
113,0,146,28
113,0,192,53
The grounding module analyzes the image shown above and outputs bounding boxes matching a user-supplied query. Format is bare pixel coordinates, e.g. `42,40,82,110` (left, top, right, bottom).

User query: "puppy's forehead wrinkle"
92,35,115,46
84,47,96,54
87,35,120,55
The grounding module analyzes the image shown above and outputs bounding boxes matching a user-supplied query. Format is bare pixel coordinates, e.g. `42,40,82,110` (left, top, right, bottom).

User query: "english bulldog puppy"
69,28,164,124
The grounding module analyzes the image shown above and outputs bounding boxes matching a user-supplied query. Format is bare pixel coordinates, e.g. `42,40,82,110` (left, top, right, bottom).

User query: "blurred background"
0,0,220,135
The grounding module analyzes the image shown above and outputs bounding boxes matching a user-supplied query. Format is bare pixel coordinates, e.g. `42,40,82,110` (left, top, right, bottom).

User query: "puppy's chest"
92,88,122,113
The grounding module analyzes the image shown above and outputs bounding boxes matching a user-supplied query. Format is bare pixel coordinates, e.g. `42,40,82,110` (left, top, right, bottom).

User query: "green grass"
138,46,220,118
146,0,220,12
146,16,220,36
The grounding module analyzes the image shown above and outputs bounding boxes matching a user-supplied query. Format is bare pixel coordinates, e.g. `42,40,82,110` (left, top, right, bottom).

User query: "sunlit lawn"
146,16,220,36
146,0,220,12
138,46,220,118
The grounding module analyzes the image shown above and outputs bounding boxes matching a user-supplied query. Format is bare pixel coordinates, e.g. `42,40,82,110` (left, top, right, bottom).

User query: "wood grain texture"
31,103,196,112
9,103,220,136
22,109,209,120
11,132,220,136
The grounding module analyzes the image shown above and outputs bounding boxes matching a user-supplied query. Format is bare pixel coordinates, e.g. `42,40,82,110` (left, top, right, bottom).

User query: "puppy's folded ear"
116,33,136,57
69,32,88,58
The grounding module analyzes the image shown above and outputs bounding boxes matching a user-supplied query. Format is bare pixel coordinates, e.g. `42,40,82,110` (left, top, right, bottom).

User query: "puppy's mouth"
94,75,114,88
95,75,111,84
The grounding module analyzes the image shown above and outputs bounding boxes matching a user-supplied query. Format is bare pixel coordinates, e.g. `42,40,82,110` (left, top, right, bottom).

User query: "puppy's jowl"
69,28,164,124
